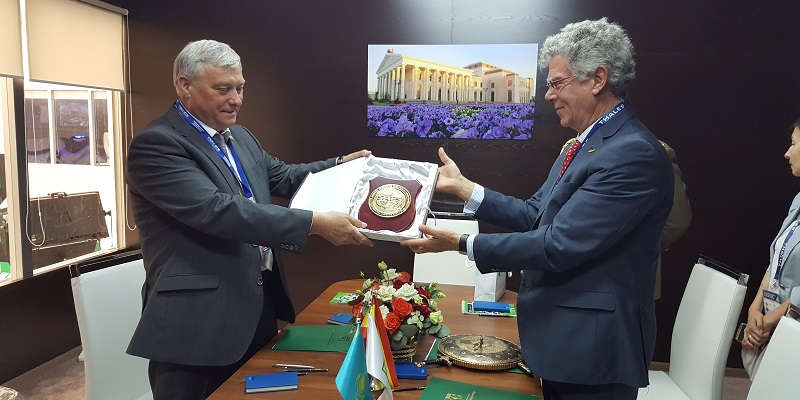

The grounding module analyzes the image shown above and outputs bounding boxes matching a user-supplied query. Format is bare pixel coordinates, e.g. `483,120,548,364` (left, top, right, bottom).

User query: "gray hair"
538,18,635,99
173,39,242,83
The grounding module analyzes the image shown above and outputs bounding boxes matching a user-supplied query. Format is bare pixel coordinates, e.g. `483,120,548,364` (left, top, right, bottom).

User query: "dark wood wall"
119,0,800,366
119,0,800,368
3,0,800,383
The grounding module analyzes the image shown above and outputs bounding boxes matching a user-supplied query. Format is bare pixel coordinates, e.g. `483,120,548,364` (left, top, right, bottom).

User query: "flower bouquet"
353,261,451,355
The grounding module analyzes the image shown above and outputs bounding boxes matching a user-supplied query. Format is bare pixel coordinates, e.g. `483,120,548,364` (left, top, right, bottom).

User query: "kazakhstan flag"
336,327,370,400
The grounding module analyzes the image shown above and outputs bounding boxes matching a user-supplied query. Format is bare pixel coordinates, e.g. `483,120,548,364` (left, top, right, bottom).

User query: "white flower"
395,283,418,300
407,311,421,325
376,285,395,302
361,278,374,291
429,310,443,325
382,268,400,281
406,311,424,329
379,305,390,319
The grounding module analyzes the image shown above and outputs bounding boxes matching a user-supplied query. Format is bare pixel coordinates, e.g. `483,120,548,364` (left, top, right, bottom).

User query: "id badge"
763,290,781,314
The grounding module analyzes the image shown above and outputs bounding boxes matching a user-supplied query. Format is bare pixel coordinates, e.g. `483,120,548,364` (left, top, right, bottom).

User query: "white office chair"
746,315,800,400
412,214,479,286
70,251,152,400
638,256,748,400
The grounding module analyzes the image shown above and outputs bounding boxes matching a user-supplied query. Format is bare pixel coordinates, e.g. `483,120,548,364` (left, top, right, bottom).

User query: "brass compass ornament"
426,334,533,375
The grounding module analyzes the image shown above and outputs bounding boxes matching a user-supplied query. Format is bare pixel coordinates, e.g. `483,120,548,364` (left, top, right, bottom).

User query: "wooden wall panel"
5,0,796,382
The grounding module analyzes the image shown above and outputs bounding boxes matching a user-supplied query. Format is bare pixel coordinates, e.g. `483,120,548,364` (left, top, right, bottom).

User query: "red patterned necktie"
559,139,581,178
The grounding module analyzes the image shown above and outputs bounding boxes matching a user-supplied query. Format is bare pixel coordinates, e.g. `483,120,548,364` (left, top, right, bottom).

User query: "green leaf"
428,324,441,334
391,330,404,341
436,325,451,338
399,324,419,338
390,335,408,350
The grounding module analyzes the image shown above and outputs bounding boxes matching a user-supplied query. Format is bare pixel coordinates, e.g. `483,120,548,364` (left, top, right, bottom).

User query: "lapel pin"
588,148,596,153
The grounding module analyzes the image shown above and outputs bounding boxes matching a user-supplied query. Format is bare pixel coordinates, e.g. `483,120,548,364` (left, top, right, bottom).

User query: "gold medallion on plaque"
367,184,411,218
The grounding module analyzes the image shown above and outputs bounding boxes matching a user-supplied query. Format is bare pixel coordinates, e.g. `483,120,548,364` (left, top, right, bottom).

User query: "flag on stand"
335,327,369,400
372,297,400,388
370,298,399,388
366,303,398,400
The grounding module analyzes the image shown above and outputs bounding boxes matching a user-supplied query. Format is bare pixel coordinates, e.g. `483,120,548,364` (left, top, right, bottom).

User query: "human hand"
400,224,460,254
435,147,474,200
342,149,372,163
311,211,373,247
742,309,768,350
761,304,789,335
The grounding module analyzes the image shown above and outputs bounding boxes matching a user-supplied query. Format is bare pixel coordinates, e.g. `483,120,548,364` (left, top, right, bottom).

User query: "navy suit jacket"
472,107,673,387
126,105,335,366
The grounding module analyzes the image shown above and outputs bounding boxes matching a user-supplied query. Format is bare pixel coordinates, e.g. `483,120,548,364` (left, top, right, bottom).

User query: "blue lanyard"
174,101,254,200
775,221,799,285
556,102,627,184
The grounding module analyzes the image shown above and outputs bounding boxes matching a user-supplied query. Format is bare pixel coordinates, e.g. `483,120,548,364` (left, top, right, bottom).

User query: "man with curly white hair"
403,18,673,399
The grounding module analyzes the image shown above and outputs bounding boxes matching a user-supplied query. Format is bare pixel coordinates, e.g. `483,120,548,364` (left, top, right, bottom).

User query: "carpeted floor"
2,347,752,399
2,347,85,400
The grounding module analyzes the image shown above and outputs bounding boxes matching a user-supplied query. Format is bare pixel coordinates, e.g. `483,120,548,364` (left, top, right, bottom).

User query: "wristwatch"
458,233,469,255
335,156,344,165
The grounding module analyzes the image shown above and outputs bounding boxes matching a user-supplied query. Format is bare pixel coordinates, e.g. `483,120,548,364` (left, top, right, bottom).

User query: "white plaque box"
289,156,438,242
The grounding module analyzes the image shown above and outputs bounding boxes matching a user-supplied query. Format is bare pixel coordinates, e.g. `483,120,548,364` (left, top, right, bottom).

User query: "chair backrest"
71,252,152,400
413,215,479,286
747,316,800,400
668,257,748,400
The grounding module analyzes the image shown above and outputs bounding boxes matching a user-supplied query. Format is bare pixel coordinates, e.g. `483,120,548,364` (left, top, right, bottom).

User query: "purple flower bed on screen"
367,103,534,140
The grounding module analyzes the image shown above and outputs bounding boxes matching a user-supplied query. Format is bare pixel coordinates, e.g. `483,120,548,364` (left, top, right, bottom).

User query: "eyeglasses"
545,75,576,91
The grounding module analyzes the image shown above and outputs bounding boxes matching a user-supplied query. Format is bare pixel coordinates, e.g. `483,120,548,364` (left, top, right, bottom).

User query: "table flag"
335,328,369,400
366,306,397,399
370,297,399,388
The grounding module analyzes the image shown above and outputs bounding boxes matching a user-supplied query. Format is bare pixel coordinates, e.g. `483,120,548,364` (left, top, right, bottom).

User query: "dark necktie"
214,130,231,151
559,139,581,178
214,131,240,180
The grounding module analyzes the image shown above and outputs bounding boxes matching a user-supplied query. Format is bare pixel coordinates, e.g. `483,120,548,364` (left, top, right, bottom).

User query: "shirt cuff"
464,184,484,215
466,233,476,261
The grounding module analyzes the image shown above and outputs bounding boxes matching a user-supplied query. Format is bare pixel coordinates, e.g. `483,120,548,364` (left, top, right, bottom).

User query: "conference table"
209,279,542,399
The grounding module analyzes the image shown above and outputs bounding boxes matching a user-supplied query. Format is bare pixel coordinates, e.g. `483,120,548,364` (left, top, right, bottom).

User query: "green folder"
419,377,540,399
272,325,357,352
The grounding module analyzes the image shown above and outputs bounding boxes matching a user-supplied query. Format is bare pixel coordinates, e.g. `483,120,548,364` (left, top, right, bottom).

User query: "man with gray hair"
126,39,373,399
402,18,673,398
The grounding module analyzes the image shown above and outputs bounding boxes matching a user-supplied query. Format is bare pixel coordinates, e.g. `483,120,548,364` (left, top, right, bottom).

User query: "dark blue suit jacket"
472,107,673,387
126,106,335,366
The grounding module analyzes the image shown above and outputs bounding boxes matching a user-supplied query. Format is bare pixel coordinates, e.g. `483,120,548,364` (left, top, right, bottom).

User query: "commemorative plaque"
289,155,438,242
357,177,423,233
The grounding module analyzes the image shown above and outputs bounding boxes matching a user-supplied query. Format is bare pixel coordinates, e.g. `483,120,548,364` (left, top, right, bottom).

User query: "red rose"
413,300,430,316
393,272,412,289
384,312,401,333
416,286,431,299
392,297,413,318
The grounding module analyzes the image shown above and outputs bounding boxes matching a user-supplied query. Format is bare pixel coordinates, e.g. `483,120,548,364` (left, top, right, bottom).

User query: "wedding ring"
748,334,753,340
